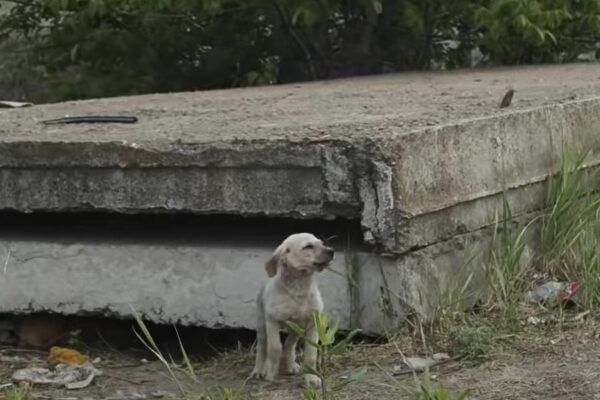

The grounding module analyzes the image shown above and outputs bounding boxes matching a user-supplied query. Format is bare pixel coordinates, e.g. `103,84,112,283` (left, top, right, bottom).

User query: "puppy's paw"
264,372,277,382
248,368,265,380
304,374,322,388
284,362,301,375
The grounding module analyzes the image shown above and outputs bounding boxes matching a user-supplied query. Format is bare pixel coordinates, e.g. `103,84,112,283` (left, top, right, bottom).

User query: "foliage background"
0,0,599,103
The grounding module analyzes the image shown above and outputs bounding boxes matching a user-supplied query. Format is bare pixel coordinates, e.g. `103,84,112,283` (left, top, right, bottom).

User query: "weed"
448,325,492,362
301,384,320,400
131,308,245,400
396,243,480,355
2,386,29,400
131,309,186,394
575,234,600,308
379,357,471,400
201,386,244,400
414,377,471,400
485,196,534,326
65,328,84,348
287,311,363,400
540,146,600,280
537,145,600,310
426,245,478,338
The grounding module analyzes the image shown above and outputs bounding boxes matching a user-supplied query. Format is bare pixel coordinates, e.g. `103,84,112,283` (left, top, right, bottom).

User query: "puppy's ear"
265,244,285,278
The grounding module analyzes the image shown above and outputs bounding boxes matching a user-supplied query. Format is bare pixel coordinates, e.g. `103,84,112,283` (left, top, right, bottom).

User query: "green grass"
2,386,28,400
485,197,534,326
131,308,245,400
426,247,478,336
410,144,600,374
575,230,600,309
200,386,244,400
540,146,600,280
414,380,470,400
448,325,493,362
538,145,600,310
288,312,363,400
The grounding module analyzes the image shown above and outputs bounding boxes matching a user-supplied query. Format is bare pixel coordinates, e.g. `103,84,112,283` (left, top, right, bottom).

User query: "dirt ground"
2,316,600,400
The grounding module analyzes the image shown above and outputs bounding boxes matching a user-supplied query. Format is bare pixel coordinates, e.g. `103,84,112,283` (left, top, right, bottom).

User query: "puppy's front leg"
303,324,321,388
264,318,282,381
282,332,301,374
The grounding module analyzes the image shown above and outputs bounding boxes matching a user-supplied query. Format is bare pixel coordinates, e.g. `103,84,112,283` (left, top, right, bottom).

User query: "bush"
0,0,599,102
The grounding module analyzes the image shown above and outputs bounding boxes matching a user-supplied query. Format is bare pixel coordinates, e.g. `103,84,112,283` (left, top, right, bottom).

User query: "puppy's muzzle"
314,247,334,271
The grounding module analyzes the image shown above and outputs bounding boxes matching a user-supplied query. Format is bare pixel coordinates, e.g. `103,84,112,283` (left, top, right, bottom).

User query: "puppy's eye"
302,244,314,250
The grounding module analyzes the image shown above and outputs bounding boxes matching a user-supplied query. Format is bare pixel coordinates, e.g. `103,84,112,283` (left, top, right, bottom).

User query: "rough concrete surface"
1,64,600,331
2,63,600,143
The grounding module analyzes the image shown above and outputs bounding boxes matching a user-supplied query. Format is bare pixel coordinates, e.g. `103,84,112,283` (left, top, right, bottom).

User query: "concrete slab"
0,237,352,329
1,64,600,252
1,64,600,332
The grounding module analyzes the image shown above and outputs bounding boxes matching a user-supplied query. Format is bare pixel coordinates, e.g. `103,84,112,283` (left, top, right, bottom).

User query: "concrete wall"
0,238,351,329
0,230,491,335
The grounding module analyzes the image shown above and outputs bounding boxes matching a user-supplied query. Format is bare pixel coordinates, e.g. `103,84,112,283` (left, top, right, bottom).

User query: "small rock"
404,356,438,371
111,390,147,400
432,353,450,361
527,316,544,325
151,390,175,399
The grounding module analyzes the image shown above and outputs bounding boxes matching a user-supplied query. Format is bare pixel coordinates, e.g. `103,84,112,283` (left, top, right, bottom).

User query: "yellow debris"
47,346,89,367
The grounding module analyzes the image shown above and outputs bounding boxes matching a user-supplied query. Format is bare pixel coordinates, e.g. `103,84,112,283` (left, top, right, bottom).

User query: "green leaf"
285,321,306,338
371,0,383,14
516,14,529,28
301,384,319,400
534,25,546,43
545,30,557,45
70,44,79,62
301,363,321,378
334,365,368,389
330,328,361,354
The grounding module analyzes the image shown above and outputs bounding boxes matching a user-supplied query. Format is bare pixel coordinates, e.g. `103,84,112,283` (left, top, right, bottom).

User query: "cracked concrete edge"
373,97,600,254
0,142,362,220
389,97,600,215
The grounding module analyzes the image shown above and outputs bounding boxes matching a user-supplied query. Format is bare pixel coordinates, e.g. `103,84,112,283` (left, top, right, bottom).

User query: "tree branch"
274,0,317,80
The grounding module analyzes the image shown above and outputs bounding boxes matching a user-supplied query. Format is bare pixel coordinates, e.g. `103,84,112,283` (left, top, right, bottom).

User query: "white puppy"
249,233,334,387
